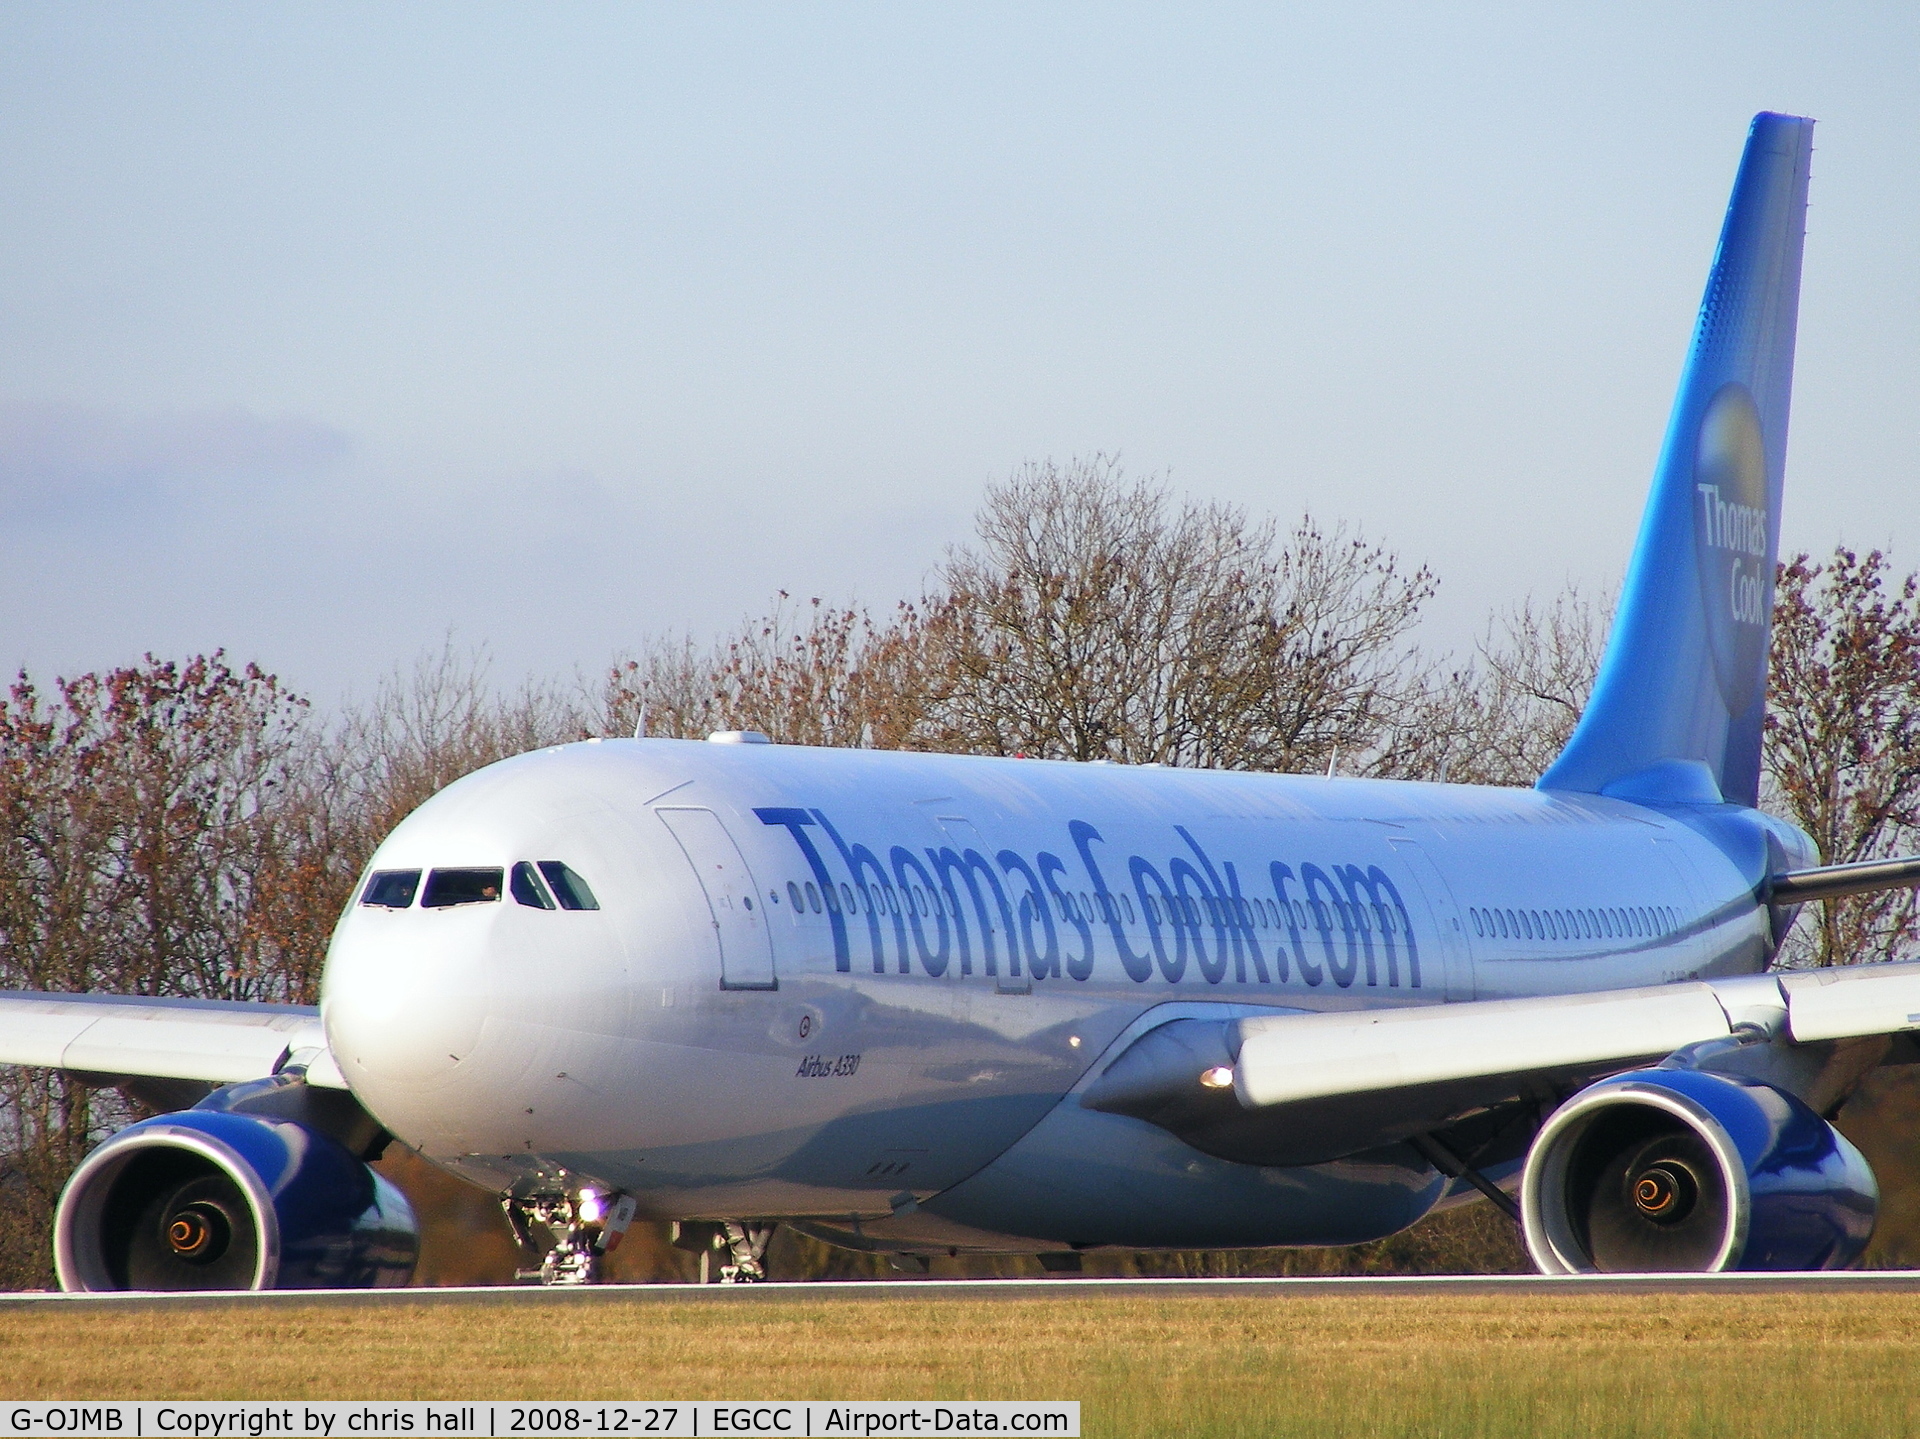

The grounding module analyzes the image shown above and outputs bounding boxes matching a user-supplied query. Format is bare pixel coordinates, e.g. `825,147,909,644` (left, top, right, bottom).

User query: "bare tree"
1765,549,1920,968
1398,585,1613,787
600,634,727,742
904,457,1436,772
0,655,311,1004
601,596,917,749
325,641,581,848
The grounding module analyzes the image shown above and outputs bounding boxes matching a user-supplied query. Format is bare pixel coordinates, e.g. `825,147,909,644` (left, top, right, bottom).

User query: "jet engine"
53,1109,418,1291
1520,1068,1876,1274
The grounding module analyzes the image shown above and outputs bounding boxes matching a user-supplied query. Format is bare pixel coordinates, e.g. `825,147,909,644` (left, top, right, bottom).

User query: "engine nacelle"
1521,1068,1876,1274
54,1110,419,1291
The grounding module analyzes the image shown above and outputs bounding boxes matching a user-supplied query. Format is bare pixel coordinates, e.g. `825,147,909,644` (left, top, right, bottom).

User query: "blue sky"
2,4,1915,703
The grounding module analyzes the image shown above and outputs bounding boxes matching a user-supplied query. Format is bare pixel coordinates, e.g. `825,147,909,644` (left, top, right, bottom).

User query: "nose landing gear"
504,1189,638,1286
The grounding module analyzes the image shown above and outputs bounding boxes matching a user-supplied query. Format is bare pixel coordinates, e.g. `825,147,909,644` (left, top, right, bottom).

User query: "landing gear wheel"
718,1222,774,1283
539,1235,601,1286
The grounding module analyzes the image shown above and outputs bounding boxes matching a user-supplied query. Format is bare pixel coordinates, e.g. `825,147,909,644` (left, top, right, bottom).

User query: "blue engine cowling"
54,1110,419,1291
1521,1068,1877,1274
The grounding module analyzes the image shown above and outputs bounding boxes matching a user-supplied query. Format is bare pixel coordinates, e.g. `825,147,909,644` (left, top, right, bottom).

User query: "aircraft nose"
322,909,493,1093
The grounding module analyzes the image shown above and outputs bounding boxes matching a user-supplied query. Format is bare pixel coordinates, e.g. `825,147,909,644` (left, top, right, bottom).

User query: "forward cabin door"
656,807,777,990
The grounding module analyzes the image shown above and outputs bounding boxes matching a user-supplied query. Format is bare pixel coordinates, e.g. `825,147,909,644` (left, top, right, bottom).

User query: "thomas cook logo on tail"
1691,382,1770,708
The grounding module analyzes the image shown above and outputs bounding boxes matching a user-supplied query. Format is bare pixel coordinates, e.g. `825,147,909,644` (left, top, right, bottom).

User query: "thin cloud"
0,401,352,524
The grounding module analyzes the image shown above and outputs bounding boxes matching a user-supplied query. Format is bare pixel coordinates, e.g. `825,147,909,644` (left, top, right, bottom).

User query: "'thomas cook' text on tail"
1539,112,1814,809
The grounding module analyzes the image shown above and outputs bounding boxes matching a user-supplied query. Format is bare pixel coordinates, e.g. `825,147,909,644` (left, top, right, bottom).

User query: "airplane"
10,110,1920,1292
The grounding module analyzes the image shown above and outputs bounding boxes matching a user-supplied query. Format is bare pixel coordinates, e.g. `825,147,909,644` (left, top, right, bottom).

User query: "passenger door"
656,807,777,990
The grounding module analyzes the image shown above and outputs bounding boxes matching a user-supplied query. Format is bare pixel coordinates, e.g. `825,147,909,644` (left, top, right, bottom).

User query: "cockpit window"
511,860,556,909
422,867,504,908
537,861,600,911
361,869,421,908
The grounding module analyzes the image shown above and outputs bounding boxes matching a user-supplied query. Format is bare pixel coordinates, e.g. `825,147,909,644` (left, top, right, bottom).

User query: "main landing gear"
671,1220,775,1283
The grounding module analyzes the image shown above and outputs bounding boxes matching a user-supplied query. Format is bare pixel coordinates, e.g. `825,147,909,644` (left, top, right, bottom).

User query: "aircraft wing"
0,990,347,1089
1232,962,1920,1108
1084,959,1920,1168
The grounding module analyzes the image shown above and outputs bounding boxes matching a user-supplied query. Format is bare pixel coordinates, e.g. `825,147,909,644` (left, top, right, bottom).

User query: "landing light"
1199,1066,1235,1090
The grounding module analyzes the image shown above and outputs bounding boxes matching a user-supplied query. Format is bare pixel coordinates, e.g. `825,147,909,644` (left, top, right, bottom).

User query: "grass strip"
1,1292,1915,1437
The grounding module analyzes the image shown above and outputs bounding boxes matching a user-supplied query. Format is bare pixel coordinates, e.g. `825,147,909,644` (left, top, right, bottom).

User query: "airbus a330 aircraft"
10,112,1920,1291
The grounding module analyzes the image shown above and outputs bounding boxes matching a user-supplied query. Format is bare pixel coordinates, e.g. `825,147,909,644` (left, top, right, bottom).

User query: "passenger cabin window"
422,868,504,908
362,869,421,908
512,861,555,909
1464,902,1683,944
538,861,600,911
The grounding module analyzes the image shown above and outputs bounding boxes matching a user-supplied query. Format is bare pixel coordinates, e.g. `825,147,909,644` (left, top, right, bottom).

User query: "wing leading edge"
0,990,345,1090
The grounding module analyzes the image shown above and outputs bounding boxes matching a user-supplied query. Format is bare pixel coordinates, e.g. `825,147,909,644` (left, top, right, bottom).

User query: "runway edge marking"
4,1272,1920,1310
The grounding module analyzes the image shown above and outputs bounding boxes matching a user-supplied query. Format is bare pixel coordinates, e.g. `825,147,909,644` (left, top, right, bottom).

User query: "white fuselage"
320,737,1807,1254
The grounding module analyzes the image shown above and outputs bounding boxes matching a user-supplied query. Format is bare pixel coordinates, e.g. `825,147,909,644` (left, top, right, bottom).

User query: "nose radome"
322,910,492,1092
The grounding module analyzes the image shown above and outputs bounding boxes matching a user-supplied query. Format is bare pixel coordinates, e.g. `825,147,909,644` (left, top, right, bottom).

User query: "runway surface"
6,1271,1920,1310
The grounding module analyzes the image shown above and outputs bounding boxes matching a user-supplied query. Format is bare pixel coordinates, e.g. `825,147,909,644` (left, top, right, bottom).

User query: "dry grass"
0,1291,1916,1437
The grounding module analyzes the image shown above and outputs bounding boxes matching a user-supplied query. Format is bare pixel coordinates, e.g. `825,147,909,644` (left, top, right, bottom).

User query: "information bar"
0,1404,1078,1439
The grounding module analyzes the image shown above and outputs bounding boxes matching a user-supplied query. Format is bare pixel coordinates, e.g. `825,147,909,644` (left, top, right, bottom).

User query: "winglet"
1539,113,1814,808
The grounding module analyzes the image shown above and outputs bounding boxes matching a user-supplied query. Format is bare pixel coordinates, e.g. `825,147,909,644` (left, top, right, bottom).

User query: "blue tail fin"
1538,113,1813,809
